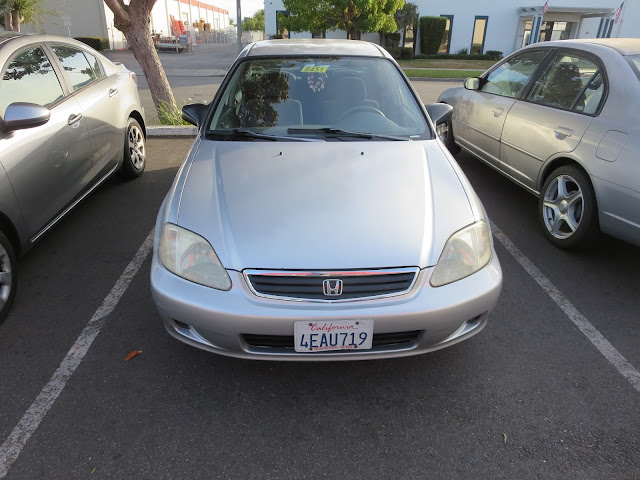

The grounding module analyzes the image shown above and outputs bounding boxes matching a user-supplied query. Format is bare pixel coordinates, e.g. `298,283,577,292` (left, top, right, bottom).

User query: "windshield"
207,56,430,140
627,55,640,81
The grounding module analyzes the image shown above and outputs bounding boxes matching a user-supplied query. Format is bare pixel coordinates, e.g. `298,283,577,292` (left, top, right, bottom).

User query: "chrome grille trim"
243,267,420,303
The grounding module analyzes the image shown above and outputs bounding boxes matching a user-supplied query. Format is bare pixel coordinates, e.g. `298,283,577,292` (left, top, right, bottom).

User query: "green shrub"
74,37,110,51
158,102,190,126
455,47,469,55
269,34,284,39
413,53,495,60
485,50,503,60
419,17,447,55
388,47,414,60
384,32,401,49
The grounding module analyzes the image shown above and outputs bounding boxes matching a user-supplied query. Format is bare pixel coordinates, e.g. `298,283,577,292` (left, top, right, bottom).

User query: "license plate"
294,320,374,352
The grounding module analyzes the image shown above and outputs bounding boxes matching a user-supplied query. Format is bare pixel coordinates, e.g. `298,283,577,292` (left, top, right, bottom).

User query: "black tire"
539,165,599,249
436,119,460,155
120,118,146,179
0,230,17,324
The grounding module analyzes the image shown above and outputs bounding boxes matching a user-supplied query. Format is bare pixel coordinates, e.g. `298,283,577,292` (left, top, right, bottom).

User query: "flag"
614,2,624,24
543,1,549,14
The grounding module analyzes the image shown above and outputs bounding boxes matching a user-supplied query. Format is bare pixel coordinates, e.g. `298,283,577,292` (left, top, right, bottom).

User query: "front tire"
539,165,599,248
0,230,17,324
120,118,146,179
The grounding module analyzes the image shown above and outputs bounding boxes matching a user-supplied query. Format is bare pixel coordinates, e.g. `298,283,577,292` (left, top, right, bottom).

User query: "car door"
48,43,123,179
500,51,604,191
0,44,94,238
454,49,550,168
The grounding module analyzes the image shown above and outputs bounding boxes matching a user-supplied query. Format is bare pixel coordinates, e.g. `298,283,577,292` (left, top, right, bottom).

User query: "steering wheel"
339,105,386,121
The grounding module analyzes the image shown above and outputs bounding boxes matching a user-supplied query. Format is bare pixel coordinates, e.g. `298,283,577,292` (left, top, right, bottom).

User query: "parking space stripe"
0,230,154,478
490,221,640,394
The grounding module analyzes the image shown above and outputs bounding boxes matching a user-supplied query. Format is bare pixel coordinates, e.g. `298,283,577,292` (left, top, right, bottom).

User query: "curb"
147,126,198,137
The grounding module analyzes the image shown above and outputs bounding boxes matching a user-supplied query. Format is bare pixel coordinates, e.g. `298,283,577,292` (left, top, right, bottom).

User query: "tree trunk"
4,3,14,31
124,22,176,111
11,10,22,32
104,0,177,115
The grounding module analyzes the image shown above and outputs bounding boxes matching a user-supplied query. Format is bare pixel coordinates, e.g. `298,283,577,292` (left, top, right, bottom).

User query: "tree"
242,9,264,32
1,0,52,32
103,0,176,115
394,2,417,46
282,0,403,40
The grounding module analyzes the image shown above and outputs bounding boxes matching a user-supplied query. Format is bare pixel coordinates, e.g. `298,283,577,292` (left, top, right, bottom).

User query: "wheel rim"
542,174,584,239
128,124,145,170
0,242,12,308
436,123,448,144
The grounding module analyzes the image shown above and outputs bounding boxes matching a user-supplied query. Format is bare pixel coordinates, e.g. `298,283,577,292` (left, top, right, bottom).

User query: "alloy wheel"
128,124,146,169
542,174,584,239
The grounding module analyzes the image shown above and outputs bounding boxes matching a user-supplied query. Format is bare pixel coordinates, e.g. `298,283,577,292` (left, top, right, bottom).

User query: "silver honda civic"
150,39,502,361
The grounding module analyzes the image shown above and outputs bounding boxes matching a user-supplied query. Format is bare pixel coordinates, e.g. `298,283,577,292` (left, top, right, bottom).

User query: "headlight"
430,220,492,287
158,223,231,291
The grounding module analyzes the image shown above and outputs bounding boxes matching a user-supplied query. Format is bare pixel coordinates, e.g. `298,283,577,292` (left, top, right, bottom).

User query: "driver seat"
323,76,379,123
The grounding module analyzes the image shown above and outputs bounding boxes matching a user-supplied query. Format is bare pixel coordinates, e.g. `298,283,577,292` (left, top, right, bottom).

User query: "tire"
0,230,17,324
436,119,460,155
539,165,599,249
120,118,146,179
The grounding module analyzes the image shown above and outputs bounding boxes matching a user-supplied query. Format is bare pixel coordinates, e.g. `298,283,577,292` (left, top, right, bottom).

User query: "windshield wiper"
207,128,318,142
287,127,409,141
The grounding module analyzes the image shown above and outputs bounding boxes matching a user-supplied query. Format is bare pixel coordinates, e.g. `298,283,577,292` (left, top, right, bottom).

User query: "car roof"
522,37,640,56
242,39,390,59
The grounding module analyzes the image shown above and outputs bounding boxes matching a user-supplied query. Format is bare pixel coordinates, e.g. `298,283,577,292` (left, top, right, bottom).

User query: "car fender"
0,162,30,254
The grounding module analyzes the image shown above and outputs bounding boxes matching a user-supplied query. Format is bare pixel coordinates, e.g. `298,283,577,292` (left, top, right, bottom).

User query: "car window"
481,50,548,98
625,54,640,81
51,44,97,90
527,54,603,113
0,46,64,117
208,56,430,140
83,51,104,79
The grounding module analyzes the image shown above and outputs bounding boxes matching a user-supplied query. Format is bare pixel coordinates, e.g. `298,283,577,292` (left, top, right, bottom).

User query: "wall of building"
265,0,638,56
21,0,230,49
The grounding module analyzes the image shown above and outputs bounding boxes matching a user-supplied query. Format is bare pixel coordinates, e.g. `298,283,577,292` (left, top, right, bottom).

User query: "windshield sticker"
301,65,329,73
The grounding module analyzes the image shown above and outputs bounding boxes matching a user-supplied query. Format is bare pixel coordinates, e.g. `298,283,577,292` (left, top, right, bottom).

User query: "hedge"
419,16,446,55
413,53,497,61
74,37,110,51
383,32,401,49
388,47,414,60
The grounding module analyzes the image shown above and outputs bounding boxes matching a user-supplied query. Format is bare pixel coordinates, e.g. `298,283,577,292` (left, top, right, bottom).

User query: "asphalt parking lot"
0,134,638,478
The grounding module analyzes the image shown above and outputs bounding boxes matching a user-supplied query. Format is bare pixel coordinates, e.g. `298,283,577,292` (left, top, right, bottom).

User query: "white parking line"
0,230,154,478
490,221,640,394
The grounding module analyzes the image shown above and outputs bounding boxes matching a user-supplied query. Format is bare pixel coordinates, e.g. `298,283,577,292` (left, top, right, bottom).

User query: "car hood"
176,140,475,271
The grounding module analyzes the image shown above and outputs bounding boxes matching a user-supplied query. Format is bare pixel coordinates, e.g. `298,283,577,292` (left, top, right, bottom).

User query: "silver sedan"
151,39,502,361
0,33,146,322
438,38,640,249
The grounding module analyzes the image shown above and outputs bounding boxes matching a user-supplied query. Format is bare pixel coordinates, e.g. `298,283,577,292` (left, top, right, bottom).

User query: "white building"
264,1,638,55
23,0,230,50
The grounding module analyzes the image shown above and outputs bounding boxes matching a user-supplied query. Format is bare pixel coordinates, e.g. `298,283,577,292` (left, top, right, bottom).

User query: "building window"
470,16,488,54
276,10,290,39
439,15,453,54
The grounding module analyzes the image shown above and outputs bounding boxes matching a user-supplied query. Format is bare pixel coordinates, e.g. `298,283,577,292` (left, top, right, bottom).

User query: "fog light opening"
173,319,190,330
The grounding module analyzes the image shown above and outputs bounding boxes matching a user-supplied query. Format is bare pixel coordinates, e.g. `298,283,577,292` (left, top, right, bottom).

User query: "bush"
485,50,503,60
455,47,469,55
384,32,401,49
413,53,496,60
269,34,284,40
74,36,110,51
388,47,414,60
419,17,447,55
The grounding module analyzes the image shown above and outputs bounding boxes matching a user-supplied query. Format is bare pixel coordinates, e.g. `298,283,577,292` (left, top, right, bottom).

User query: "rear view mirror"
464,77,481,91
182,103,209,127
425,103,453,126
2,102,50,131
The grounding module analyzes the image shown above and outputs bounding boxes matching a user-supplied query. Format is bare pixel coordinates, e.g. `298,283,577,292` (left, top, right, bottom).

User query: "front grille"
245,268,418,301
243,331,421,351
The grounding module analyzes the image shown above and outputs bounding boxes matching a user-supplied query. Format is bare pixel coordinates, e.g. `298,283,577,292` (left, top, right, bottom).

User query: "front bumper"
150,253,502,361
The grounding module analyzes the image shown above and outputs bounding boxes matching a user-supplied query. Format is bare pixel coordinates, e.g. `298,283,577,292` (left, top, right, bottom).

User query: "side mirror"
464,77,481,91
182,103,208,127
2,102,50,131
425,103,453,126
